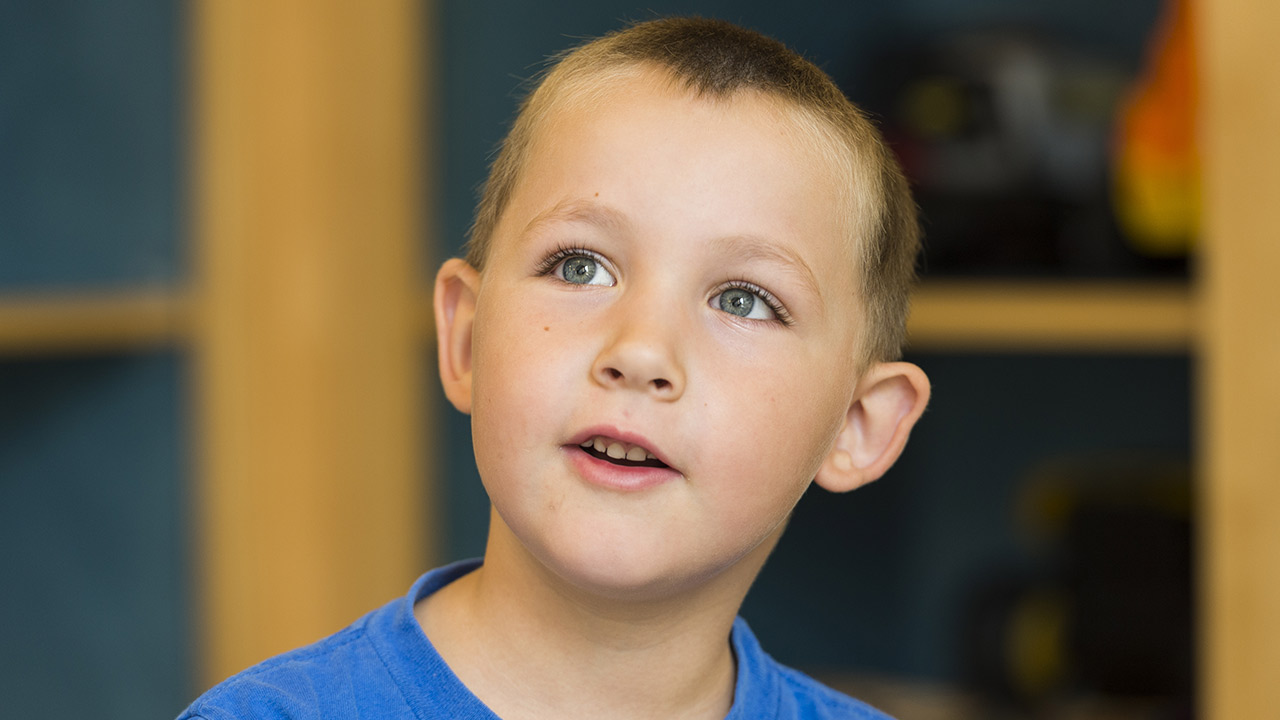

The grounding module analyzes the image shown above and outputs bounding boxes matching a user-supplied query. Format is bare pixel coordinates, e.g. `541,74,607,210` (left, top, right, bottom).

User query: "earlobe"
814,362,931,493
434,258,481,414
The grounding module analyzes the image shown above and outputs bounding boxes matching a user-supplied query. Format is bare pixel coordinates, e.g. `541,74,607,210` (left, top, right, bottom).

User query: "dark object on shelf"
959,455,1193,715
876,32,1189,279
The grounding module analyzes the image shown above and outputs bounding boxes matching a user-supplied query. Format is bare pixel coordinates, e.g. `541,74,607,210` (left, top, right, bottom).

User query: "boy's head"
434,17,930,600
465,17,920,367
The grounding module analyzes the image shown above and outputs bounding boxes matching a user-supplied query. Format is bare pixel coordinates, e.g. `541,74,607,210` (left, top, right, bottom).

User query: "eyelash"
720,280,794,326
534,244,608,278
534,245,793,326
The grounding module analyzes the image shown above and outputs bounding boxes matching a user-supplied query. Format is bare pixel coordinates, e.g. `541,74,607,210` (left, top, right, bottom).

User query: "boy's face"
458,70,872,600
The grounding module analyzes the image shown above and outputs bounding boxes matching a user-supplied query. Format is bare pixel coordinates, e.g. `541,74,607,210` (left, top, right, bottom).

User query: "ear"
434,258,481,414
814,362,931,493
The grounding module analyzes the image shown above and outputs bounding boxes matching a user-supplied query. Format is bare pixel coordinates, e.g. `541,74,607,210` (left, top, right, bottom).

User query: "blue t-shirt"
178,559,892,719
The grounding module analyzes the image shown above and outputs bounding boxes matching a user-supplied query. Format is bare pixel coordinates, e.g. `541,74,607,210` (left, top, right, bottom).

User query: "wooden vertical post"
190,0,433,686
1199,0,1280,716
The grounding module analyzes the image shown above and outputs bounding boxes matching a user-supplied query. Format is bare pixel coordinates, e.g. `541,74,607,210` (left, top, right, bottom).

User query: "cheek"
473,288,556,385
698,349,849,492
469,291,581,448
470,299,538,447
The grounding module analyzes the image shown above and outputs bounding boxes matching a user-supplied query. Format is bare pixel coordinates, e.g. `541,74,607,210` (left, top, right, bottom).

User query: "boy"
180,16,930,720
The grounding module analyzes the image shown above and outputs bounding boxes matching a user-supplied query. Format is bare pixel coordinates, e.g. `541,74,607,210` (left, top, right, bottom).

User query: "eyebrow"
710,234,824,307
520,198,629,240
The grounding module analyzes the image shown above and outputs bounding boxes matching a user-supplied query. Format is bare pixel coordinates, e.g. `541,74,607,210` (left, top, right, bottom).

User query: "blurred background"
0,1,1273,718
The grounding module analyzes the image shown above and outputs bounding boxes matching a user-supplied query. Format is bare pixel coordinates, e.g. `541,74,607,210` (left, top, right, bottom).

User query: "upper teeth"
581,436,657,462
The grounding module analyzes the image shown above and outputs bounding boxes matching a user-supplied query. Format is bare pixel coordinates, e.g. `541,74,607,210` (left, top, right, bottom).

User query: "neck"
417,514,777,720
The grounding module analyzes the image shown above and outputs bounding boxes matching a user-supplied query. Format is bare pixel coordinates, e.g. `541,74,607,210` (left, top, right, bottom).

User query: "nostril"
595,364,678,395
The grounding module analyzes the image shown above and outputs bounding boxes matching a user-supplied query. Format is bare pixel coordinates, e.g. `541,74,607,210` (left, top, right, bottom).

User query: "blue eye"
557,255,615,286
713,286,779,321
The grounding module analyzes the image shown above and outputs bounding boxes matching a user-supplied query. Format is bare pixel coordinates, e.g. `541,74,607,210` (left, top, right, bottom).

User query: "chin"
565,570,707,606
534,531,751,606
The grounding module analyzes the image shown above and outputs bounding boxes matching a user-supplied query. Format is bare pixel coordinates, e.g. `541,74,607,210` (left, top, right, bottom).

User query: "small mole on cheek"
594,192,599,197
543,326,550,332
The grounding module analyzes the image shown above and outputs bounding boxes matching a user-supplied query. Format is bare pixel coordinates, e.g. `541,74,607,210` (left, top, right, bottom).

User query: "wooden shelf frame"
188,0,436,685
1199,0,1280,715
0,289,437,356
907,280,1196,353
0,289,190,355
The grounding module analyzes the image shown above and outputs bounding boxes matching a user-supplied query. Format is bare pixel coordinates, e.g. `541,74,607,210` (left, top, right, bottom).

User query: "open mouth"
577,436,669,469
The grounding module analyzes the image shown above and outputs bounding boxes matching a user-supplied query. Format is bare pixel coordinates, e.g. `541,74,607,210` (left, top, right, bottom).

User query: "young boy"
179,16,930,720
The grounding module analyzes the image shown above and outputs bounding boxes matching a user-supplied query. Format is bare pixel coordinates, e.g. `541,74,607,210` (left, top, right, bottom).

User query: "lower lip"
565,446,681,492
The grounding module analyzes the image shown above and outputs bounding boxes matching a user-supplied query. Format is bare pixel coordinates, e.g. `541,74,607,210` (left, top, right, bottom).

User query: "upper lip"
567,425,675,469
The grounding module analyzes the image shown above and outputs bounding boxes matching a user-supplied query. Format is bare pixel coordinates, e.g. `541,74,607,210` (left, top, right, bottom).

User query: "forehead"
498,68,859,270
538,65,853,185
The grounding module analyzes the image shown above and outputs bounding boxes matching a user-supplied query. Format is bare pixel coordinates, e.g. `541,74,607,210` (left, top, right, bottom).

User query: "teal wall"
0,1,183,288
0,354,190,716
0,1,191,717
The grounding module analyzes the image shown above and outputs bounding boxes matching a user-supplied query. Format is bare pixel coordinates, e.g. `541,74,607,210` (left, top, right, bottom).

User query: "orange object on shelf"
1113,0,1200,256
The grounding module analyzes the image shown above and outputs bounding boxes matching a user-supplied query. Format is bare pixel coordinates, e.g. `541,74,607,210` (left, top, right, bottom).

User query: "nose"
591,294,686,401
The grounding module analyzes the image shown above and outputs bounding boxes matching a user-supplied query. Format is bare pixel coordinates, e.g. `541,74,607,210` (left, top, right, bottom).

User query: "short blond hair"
465,17,920,364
